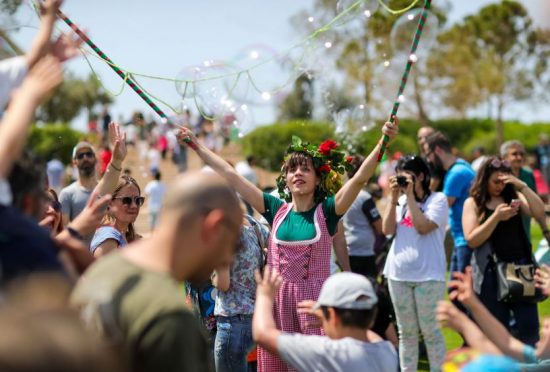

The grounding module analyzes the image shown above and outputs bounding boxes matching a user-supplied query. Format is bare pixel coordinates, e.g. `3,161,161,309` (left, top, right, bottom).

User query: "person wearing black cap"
253,268,397,372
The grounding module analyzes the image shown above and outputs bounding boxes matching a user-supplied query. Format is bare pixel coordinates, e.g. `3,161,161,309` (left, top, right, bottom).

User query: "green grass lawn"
417,224,548,371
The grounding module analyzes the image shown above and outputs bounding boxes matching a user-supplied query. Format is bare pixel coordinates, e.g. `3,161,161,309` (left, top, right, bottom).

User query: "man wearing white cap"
253,268,398,372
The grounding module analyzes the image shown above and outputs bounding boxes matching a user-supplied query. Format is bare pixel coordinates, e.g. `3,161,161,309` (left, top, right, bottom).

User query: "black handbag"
492,253,547,303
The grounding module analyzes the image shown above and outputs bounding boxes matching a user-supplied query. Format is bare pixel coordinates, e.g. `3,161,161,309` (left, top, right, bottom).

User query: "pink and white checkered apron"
257,202,332,372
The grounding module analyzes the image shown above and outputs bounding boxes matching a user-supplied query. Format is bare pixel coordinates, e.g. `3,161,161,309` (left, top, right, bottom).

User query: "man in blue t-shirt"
424,132,475,276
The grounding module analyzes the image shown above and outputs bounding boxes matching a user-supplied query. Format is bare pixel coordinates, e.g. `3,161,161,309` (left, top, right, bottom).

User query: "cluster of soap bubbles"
173,0,439,135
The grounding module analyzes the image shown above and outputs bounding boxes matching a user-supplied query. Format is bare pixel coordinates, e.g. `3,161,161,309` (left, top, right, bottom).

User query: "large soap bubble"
230,45,298,105
390,8,439,59
335,0,379,26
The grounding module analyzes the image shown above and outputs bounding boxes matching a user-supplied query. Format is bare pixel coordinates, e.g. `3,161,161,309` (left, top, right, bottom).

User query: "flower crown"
276,136,354,203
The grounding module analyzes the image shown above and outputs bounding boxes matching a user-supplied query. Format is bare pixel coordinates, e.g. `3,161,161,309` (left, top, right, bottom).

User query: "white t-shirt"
383,192,448,282
147,148,161,170
278,334,398,372
144,180,166,213
0,56,28,115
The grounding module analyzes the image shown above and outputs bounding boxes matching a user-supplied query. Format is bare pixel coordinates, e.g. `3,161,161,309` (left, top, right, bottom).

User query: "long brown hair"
470,156,518,220
102,175,141,242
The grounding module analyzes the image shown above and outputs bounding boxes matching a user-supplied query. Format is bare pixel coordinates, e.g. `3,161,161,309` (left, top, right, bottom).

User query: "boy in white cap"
253,267,398,372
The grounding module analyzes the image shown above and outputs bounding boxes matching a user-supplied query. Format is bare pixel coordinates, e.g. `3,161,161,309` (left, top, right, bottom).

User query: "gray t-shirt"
59,181,94,245
278,334,398,372
343,190,380,257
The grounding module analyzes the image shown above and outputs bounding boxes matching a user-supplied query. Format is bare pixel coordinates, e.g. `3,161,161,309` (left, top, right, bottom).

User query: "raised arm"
25,0,61,68
253,266,283,354
448,268,527,361
382,176,399,236
176,127,264,213
334,120,398,215
0,55,63,178
95,122,126,196
500,174,545,221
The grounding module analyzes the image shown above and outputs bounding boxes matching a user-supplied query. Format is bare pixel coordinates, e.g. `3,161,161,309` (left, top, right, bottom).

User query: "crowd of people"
2,1,550,372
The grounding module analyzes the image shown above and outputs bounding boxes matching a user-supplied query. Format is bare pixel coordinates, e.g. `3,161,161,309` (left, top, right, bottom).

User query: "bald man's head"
159,172,243,281
163,172,242,223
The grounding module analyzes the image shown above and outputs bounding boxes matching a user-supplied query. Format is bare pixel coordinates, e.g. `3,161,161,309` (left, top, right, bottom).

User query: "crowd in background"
2,1,550,372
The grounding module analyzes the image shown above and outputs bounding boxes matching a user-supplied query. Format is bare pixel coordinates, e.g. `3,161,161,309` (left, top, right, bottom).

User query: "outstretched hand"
448,266,478,308
255,265,282,299
297,300,324,329
108,122,127,164
436,300,467,333
176,126,199,150
51,32,83,62
69,190,111,236
381,116,399,142
20,55,63,103
39,0,63,19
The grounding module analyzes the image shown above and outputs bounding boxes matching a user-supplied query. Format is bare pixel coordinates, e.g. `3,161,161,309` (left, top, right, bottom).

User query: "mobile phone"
396,175,408,187
510,199,521,209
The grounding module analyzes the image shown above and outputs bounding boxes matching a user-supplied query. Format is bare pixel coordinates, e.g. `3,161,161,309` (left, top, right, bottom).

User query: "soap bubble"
335,0,379,26
193,61,237,117
390,8,439,59
175,65,203,99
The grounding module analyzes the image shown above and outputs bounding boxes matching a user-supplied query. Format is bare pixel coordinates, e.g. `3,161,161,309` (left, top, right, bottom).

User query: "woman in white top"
382,155,448,372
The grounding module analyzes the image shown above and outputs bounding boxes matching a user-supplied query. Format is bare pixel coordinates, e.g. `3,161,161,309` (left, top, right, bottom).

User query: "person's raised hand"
20,55,63,104
297,300,324,329
388,176,400,204
39,0,63,19
436,301,466,333
448,266,478,308
498,173,526,192
176,126,199,150
68,190,111,237
535,264,550,296
51,32,83,62
254,265,282,299
108,122,127,165
381,116,399,142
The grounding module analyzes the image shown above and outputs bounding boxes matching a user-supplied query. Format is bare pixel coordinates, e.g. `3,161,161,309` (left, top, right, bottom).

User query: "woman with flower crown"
177,120,398,372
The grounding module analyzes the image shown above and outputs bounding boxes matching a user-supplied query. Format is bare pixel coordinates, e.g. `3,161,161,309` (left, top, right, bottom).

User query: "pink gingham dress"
257,202,333,372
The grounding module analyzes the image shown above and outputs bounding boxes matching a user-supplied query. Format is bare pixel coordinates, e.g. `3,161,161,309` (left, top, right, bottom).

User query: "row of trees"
279,1,550,147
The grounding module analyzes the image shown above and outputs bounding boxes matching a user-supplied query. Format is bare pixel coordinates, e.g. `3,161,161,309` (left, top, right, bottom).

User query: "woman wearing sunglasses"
91,175,144,257
462,156,546,346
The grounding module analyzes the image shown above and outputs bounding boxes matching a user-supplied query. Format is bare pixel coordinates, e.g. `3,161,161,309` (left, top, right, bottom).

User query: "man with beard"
417,126,445,192
71,172,243,372
424,132,475,278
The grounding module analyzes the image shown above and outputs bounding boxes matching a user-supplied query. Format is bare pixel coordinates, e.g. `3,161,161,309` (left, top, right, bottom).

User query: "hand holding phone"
510,199,521,209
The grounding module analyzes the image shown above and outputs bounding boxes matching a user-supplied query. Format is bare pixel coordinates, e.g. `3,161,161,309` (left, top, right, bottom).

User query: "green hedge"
242,118,549,171
241,120,335,171
27,124,87,165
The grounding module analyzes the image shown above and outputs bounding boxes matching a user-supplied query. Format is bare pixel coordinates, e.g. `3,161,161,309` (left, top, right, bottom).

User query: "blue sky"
7,0,549,130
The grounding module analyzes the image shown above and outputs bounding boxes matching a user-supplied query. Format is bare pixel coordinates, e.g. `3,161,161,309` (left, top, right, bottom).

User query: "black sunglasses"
76,151,95,160
114,196,145,207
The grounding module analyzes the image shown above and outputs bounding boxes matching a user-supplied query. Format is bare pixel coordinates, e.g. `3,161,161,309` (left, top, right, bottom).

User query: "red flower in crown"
346,156,353,163
318,140,338,155
318,164,331,173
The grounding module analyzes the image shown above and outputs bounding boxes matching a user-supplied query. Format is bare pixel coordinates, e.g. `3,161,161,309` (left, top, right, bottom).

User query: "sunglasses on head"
76,151,94,160
114,196,145,206
490,158,511,170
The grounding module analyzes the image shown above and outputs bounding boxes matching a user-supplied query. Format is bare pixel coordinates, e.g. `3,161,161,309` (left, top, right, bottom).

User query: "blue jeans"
449,244,473,274
479,264,539,346
215,315,253,372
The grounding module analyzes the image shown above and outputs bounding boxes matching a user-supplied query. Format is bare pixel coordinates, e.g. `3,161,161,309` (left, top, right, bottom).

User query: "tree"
292,0,446,124
432,1,550,146
277,74,314,121
38,74,112,124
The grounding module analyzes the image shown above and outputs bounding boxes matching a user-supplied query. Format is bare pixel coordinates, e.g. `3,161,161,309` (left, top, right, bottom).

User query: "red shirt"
99,149,112,175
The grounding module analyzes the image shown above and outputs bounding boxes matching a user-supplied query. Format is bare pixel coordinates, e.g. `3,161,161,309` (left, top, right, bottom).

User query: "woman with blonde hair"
90,175,143,257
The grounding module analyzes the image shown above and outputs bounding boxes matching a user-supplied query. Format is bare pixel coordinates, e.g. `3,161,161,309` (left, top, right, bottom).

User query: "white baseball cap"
313,272,378,310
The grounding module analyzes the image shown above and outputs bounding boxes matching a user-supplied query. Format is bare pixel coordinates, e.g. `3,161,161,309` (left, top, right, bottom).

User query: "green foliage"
39,74,112,123
245,118,549,172
27,124,87,165
241,120,335,171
